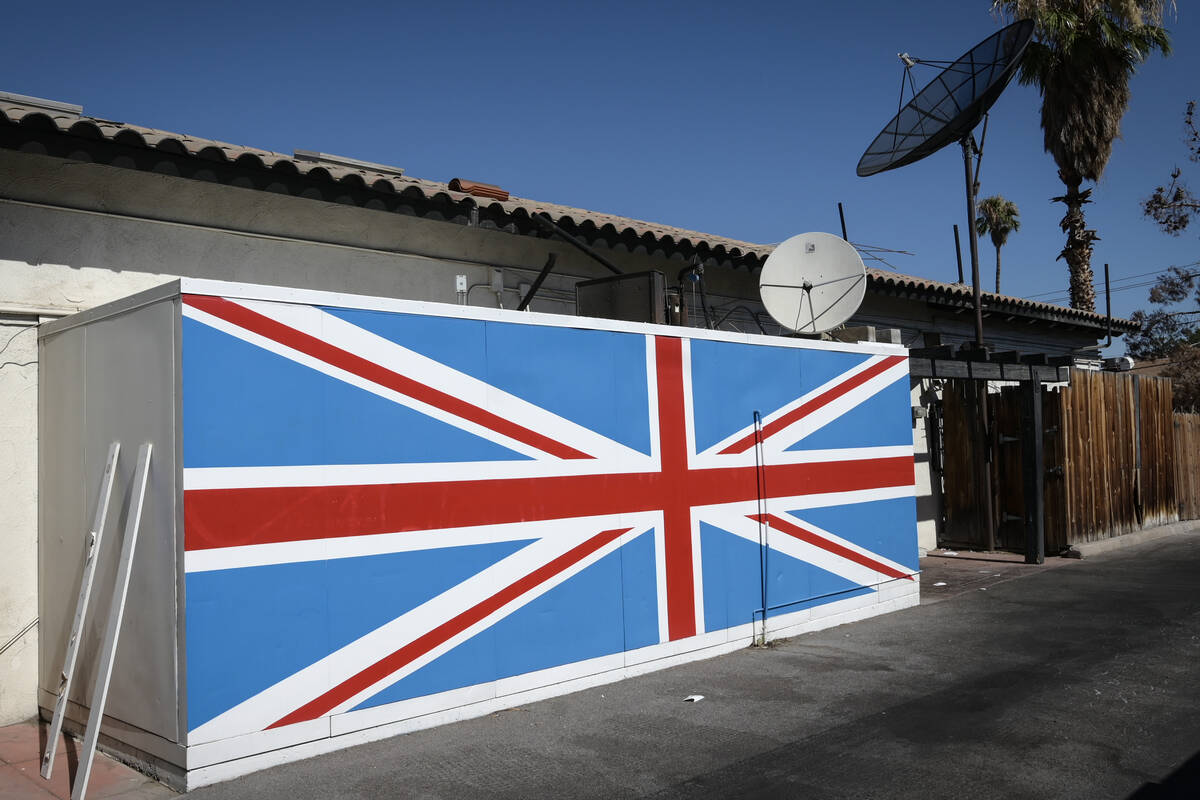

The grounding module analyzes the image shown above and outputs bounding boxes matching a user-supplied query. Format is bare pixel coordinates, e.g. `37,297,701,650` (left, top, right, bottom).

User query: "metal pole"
516,253,557,311
962,136,984,347
530,213,623,276
953,224,965,284
1104,263,1113,349
962,134,995,550
838,202,849,241
752,411,768,645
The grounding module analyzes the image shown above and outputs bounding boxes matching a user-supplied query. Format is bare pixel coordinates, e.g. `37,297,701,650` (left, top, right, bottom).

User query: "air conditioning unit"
575,270,667,325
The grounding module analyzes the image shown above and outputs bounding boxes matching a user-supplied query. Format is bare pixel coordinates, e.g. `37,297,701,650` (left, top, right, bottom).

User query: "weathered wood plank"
1176,413,1200,520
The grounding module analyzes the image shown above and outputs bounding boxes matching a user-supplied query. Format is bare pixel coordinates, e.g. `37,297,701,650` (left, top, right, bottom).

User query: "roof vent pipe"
293,150,405,177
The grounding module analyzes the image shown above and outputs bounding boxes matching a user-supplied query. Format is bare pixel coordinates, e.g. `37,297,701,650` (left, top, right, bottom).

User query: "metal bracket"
41,442,120,780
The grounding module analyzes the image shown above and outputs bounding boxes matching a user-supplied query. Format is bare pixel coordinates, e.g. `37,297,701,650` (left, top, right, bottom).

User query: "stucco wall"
0,315,38,724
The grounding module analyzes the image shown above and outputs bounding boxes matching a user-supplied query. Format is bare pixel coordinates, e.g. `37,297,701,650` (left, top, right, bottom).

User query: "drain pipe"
753,410,768,645
1077,264,1113,353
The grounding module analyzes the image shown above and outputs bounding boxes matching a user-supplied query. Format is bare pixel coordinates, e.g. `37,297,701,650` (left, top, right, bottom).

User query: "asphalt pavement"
187,526,1200,800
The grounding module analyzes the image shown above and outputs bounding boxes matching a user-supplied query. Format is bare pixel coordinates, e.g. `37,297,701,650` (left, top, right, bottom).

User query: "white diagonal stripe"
184,299,651,467
188,517,655,743
244,299,650,465
697,355,908,458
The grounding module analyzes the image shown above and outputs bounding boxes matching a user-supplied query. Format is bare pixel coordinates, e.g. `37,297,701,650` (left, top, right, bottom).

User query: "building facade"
0,92,1127,726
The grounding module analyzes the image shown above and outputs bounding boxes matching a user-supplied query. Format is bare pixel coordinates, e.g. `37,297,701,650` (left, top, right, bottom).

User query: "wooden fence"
940,370,1193,553
1051,369,1177,549
1177,413,1200,520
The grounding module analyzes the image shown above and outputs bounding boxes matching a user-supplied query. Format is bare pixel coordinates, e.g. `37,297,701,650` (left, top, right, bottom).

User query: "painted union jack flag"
179,293,918,746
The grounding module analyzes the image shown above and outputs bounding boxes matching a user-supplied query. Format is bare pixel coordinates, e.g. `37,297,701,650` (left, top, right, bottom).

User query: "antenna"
758,232,867,334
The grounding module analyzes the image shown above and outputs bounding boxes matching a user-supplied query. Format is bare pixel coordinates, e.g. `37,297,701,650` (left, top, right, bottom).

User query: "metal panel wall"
178,291,919,753
38,295,181,746
37,280,919,781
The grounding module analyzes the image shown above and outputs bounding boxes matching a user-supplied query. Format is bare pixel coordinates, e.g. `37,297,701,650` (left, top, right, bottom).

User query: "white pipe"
0,304,73,318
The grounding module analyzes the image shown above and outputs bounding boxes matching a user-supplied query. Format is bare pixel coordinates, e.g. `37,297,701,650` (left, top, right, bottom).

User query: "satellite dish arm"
973,113,990,194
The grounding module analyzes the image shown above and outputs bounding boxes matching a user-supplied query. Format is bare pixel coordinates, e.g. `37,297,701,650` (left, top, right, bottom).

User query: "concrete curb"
1068,520,1200,558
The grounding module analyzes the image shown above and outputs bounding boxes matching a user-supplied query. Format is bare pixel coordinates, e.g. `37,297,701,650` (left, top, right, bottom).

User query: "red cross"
182,298,914,727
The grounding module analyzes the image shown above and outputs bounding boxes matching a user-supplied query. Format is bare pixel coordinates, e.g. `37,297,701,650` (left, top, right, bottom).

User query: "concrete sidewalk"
5,523,1197,799
0,720,172,799
182,523,1199,800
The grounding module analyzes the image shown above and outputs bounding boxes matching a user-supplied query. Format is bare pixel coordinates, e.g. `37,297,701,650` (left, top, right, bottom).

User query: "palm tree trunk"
1056,173,1098,312
995,246,1002,294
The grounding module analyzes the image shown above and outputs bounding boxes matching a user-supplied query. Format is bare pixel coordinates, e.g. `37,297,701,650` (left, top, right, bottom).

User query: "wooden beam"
1001,363,1035,382
934,360,971,379
910,345,954,360
967,362,1003,380
1032,365,1059,383
959,346,992,362
909,357,933,377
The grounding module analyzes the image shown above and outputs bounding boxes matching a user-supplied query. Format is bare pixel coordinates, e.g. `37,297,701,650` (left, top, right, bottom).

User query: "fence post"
1021,380,1045,564
1133,375,1144,527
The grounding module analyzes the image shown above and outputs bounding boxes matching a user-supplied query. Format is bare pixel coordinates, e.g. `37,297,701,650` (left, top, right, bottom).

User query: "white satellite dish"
758,232,867,333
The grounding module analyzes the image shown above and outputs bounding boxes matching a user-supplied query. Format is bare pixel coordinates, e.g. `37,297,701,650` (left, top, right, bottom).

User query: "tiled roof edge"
0,100,1132,333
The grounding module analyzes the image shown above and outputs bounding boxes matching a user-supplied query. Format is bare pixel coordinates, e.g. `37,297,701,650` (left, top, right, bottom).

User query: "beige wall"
0,315,38,724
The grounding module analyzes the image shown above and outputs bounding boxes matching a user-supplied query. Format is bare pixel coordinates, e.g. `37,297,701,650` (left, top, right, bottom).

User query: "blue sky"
4,1,1197,347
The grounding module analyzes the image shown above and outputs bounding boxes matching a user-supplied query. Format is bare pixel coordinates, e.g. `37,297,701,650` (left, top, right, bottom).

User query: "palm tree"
976,195,1021,293
992,0,1171,311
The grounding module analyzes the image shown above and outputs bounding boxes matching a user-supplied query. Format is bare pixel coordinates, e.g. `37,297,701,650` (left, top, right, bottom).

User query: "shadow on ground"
1127,749,1200,799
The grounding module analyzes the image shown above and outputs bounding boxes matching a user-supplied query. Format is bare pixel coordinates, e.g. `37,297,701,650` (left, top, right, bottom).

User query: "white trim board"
176,277,907,356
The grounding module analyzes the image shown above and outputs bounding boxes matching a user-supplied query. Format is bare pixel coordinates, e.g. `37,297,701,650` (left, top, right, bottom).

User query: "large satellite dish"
759,232,867,334
856,19,1034,350
857,19,1034,177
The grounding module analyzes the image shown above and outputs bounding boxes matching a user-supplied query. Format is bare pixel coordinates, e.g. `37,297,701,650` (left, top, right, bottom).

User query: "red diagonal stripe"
719,355,907,454
183,457,916,550
750,513,913,581
183,294,593,460
268,526,632,728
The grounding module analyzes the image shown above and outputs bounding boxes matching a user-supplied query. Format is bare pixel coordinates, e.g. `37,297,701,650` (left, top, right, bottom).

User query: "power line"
1021,262,1200,302
1023,268,1200,306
